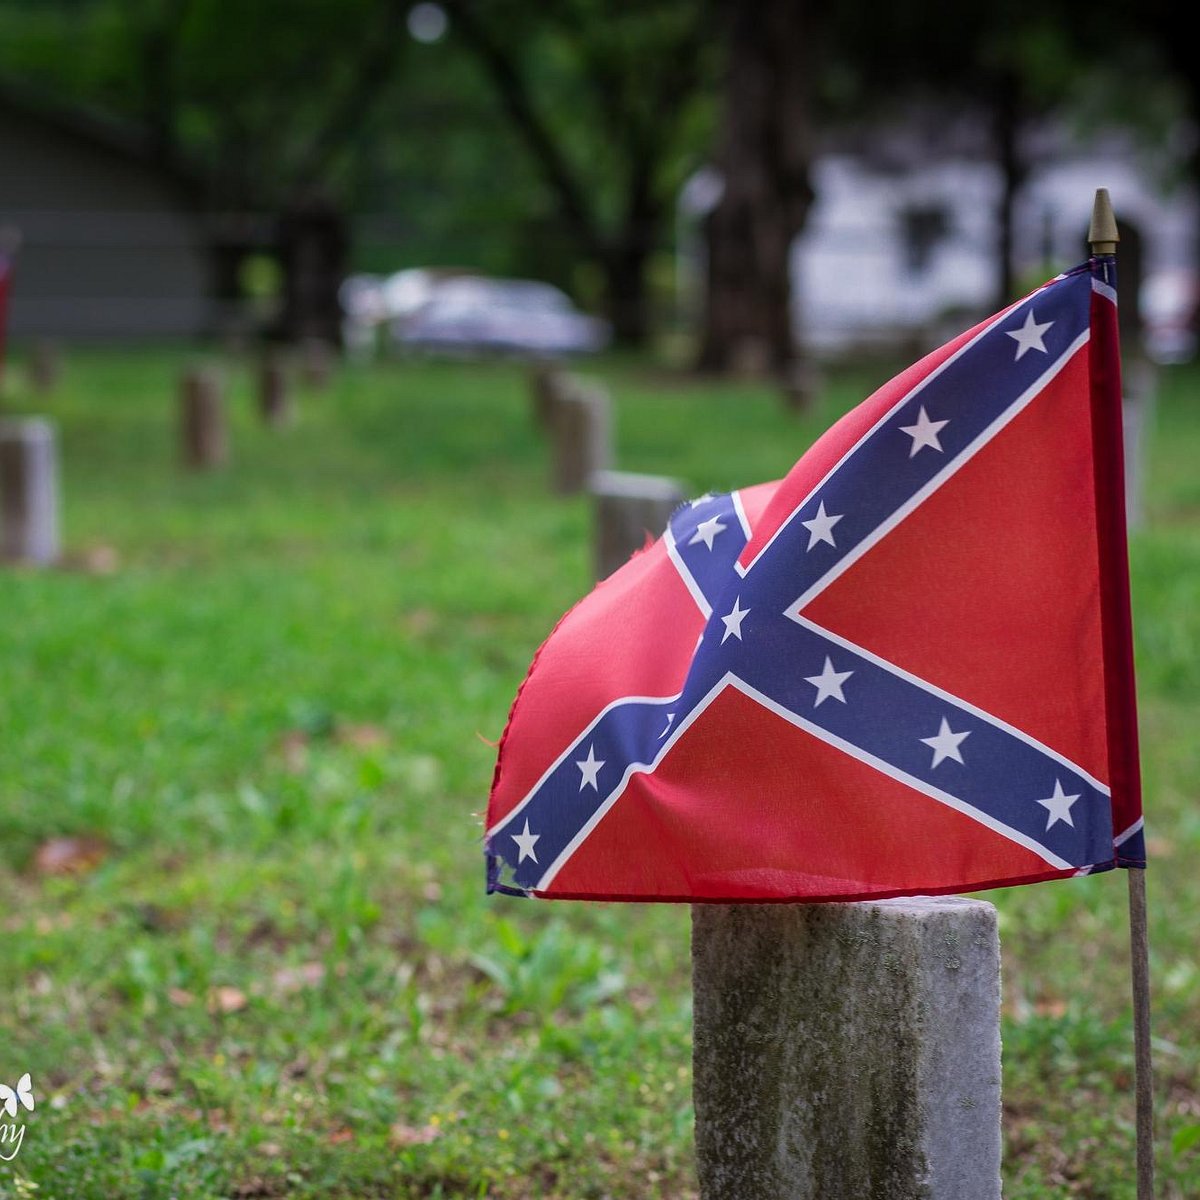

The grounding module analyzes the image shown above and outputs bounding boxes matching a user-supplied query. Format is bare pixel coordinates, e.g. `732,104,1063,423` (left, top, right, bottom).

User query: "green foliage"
0,0,719,298
0,347,1196,1197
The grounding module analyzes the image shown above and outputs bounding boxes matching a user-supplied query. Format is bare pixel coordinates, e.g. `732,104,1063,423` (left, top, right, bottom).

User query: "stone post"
692,897,1002,1200
180,366,228,469
549,381,612,495
300,338,334,390
1122,357,1157,531
0,417,60,564
782,359,822,413
258,353,293,428
529,363,571,430
29,339,62,395
589,469,685,579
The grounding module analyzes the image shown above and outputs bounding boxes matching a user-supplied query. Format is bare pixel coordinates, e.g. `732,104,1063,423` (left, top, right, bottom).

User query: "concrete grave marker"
258,352,293,428
0,417,60,564
589,469,685,579
692,897,1002,1200
180,366,228,469
549,380,612,495
300,338,334,390
1122,357,1157,530
529,363,572,430
29,339,63,395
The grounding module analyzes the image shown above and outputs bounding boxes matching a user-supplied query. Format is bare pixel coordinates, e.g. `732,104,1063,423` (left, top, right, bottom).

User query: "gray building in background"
0,87,217,340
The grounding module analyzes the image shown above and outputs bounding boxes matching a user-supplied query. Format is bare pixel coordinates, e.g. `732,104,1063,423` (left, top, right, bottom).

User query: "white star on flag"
801,501,843,550
1037,779,1081,829
920,717,970,768
899,406,949,457
1006,309,1054,360
659,712,675,739
720,597,751,643
689,493,715,508
804,657,853,706
689,515,726,550
576,744,605,791
511,819,540,864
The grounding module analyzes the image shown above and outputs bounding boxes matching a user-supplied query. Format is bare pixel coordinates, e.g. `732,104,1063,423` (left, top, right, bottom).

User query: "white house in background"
680,119,1198,359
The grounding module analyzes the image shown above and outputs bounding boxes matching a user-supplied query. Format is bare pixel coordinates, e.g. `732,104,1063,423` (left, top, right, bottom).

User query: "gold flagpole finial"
1089,188,1119,256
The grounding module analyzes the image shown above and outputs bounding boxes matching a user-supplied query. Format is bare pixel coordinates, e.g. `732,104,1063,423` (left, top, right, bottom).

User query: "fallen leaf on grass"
33,835,108,876
168,987,195,1007
145,1065,176,1094
389,1122,441,1147
328,1128,355,1145
281,1055,310,1081
338,724,389,750
1033,998,1069,1018
59,544,121,575
272,962,326,994
80,544,121,574
233,1175,289,1199
208,985,248,1014
277,731,309,774
401,608,437,636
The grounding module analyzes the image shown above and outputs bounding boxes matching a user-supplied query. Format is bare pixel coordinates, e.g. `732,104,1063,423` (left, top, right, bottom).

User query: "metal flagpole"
1088,186,1155,1200
1128,868,1155,1200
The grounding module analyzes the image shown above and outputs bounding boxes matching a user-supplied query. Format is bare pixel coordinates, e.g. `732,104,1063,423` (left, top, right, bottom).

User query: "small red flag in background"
486,258,1143,903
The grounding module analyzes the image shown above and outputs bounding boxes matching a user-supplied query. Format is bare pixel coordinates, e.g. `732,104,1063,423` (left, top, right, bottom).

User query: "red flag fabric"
485,258,1143,903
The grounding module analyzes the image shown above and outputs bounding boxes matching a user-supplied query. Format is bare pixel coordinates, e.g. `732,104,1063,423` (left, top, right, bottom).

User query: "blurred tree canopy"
439,0,719,343
0,0,1195,356
0,0,413,204
0,0,720,344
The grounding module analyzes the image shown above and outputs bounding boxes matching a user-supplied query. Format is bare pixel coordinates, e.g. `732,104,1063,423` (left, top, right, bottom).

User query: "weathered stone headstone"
782,359,822,413
1122,357,1156,531
29,339,62,395
589,469,685,579
180,366,228,469
692,896,1002,1200
258,353,293,428
529,363,571,430
729,335,772,378
300,337,334,390
0,417,60,564
550,381,612,495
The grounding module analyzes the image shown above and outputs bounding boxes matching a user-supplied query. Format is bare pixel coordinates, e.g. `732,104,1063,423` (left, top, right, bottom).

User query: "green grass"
0,344,1197,1198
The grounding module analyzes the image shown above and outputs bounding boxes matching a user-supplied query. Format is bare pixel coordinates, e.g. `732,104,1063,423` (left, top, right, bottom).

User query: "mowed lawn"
0,344,1197,1199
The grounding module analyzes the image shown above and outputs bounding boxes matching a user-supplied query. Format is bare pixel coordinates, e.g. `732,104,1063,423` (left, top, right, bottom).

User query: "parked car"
391,274,610,358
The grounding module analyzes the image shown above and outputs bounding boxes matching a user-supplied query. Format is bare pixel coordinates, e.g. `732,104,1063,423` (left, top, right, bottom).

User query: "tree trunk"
698,0,816,376
993,73,1025,310
1185,73,1200,340
604,158,659,346
604,244,652,346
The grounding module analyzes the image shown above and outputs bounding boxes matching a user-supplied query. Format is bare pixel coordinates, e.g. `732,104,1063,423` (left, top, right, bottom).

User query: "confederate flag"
485,257,1143,903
